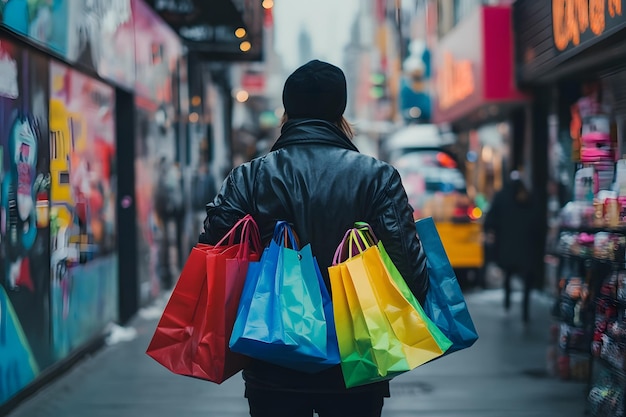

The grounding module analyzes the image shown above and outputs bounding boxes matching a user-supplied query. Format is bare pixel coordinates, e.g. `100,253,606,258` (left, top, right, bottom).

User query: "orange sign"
436,52,475,110
553,0,623,51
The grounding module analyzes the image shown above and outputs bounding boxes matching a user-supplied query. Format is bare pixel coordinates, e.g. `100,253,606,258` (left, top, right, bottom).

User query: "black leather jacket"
200,118,429,394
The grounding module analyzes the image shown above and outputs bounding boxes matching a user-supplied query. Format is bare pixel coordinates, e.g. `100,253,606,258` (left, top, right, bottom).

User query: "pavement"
6,287,589,417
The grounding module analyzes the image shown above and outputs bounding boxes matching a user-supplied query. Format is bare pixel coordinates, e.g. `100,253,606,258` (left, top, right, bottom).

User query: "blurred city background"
0,0,625,416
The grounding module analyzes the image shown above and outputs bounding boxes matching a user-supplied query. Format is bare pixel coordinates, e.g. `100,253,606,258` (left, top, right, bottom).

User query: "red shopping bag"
146,214,262,383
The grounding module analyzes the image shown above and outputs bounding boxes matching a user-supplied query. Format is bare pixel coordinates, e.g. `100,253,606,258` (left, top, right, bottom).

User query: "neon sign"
436,52,475,110
553,0,623,51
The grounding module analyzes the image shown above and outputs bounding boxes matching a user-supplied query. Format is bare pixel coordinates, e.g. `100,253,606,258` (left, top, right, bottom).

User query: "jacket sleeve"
198,165,253,245
370,167,429,305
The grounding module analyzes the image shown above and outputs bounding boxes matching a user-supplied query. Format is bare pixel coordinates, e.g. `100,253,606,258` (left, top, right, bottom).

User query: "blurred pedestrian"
484,169,543,323
190,159,217,248
154,157,184,289
199,59,430,417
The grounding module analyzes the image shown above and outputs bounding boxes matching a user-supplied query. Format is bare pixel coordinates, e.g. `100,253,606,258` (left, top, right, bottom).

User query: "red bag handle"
214,214,262,258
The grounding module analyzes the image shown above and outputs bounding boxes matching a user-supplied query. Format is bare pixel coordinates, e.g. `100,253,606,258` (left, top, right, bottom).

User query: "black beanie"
282,60,347,122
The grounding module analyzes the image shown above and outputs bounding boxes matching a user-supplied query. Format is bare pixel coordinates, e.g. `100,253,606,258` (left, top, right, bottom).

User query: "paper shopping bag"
328,261,382,387
229,221,340,373
146,214,262,383
415,217,479,353
329,225,451,388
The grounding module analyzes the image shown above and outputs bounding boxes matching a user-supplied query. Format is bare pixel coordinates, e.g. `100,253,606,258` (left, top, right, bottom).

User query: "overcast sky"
273,0,360,71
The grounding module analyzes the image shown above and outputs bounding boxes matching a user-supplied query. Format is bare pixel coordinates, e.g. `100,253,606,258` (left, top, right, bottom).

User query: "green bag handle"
332,222,379,263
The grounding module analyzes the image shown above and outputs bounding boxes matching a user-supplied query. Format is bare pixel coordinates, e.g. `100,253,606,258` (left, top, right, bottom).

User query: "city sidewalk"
7,288,589,417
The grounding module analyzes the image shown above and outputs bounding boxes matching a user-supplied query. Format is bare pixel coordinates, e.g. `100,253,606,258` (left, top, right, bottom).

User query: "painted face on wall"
11,116,37,222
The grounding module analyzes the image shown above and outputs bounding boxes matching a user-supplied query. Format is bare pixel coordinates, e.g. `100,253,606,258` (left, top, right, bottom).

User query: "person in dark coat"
484,170,543,322
199,59,430,417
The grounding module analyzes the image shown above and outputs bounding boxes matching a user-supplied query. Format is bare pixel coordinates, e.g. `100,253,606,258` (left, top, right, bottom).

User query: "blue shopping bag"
229,221,340,372
415,217,478,354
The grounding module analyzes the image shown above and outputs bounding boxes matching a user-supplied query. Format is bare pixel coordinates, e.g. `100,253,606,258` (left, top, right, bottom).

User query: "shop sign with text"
436,52,475,111
514,0,626,82
553,0,624,52
433,6,527,124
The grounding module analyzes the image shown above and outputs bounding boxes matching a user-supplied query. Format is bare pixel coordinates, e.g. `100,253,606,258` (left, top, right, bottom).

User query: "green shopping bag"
353,223,452,354
328,225,451,388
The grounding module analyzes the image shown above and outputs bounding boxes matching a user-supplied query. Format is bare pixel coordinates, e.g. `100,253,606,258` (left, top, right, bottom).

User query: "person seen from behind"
154,157,184,289
199,59,430,417
484,169,543,323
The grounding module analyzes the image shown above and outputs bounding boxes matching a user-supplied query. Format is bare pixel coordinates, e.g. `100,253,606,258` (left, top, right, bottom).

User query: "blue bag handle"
272,221,300,250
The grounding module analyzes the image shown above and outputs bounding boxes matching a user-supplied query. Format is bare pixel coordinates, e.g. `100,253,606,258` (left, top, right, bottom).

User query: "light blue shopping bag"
229,221,340,372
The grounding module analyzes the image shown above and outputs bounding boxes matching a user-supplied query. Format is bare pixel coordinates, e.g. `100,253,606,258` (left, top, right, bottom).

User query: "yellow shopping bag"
329,225,452,388
329,263,383,387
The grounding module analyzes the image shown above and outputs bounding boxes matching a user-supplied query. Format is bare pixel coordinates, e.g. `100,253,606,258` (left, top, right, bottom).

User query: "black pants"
246,388,385,417
504,269,533,322
157,214,184,289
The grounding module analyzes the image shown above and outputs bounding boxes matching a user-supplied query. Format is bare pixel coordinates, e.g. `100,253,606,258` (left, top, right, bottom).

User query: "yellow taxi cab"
391,148,484,287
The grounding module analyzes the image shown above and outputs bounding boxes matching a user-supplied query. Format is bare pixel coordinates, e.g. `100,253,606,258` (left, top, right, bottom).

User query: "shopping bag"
328,224,452,388
229,221,340,373
146,214,262,383
415,217,479,353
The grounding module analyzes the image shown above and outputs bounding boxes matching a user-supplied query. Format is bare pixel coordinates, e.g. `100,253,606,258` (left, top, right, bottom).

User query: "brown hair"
281,113,354,139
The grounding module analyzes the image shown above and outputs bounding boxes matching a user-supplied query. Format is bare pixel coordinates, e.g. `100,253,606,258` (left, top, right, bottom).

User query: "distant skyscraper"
297,27,314,66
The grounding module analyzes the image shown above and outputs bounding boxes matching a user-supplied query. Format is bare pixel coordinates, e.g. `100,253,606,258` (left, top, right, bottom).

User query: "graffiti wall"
0,0,70,56
133,0,182,304
49,61,117,360
0,38,50,404
0,39,119,405
0,0,183,406
65,0,135,89
0,0,136,89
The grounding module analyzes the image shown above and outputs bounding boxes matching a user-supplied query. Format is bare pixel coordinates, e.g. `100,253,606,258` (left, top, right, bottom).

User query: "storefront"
514,0,626,414
432,5,529,212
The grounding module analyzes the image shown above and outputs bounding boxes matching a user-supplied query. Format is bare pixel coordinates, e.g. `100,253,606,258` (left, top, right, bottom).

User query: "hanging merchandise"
570,81,611,162
514,0,626,412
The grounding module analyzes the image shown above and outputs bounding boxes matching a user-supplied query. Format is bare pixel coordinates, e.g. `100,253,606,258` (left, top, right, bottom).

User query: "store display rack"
550,227,626,417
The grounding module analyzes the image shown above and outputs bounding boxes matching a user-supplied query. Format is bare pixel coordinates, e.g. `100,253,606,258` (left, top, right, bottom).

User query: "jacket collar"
271,119,359,152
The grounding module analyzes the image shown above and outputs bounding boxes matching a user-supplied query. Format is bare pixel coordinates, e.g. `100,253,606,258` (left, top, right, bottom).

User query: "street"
7,288,588,417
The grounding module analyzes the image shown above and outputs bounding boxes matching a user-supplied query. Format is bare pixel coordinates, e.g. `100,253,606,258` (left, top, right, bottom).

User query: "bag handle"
332,228,368,263
215,214,250,247
354,222,378,245
272,221,300,250
332,229,353,265
332,222,378,264
214,214,263,257
238,217,263,259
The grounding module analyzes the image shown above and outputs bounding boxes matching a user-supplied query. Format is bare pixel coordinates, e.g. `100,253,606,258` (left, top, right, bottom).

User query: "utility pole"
395,0,406,62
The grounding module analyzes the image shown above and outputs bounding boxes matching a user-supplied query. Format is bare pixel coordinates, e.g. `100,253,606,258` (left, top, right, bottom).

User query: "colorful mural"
133,0,182,304
0,286,39,405
0,0,136,89
0,38,50,404
65,0,135,88
0,0,70,56
0,0,184,407
49,61,117,360
132,0,181,102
